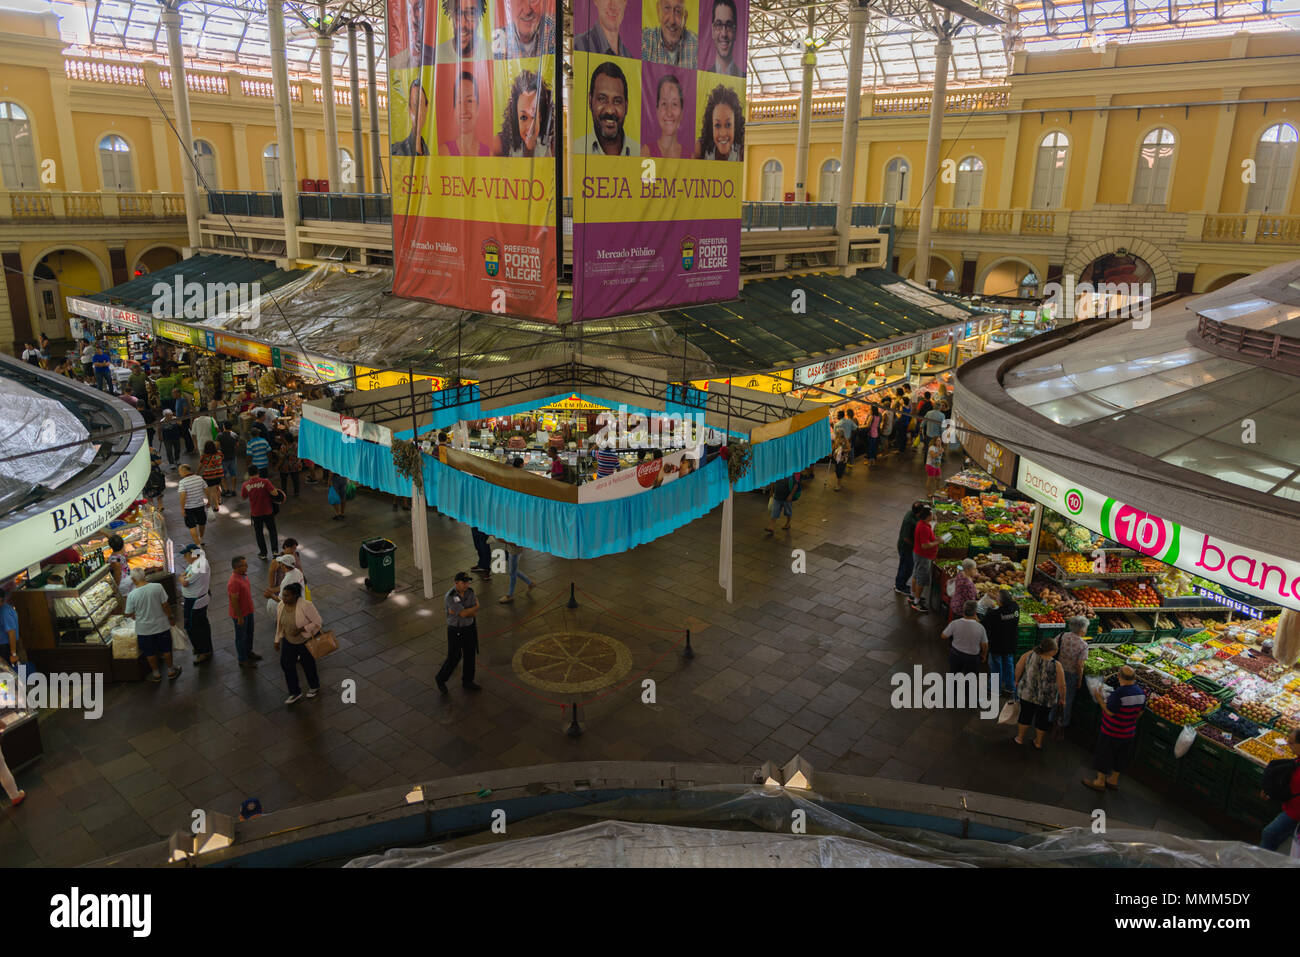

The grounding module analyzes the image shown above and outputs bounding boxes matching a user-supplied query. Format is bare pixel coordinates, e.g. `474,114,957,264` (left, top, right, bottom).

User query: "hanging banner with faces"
388,0,559,320
570,0,747,320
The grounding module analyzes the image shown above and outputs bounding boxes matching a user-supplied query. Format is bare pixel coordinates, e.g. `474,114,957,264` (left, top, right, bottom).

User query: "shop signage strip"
1015,456,1300,613
301,403,392,447
0,443,151,583
577,447,700,504
66,297,152,333
793,334,922,388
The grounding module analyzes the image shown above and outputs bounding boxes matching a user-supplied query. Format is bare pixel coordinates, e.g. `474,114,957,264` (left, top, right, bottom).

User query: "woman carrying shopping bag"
273,582,321,705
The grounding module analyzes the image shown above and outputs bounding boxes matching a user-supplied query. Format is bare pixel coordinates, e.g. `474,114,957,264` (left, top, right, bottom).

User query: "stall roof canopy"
76,256,973,381
74,254,299,318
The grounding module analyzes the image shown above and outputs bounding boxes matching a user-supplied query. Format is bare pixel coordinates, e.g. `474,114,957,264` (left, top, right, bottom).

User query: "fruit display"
1114,580,1161,607
1164,682,1218,714
1234,699,1278,725
1074,586,1128,608
1172,613,1206,631
1041,512,1096,553
1148,694,1200,725
1033,611,1065,624
1197,725,1246,749
972,559,1024,586
1275,713,1299,733
1205,707,1262,738
1133,665,1177,695
1237,731,1292,764
1259,663,1290,682
1230,653,1279,676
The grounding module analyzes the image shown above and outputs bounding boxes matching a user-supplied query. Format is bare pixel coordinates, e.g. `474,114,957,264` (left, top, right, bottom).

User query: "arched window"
761,159,782,202
192,139,217,188
263,142,279,189
953,155,984,207
939,267,958,293
1246,123,1298,213
1031,132,1069,209
98,134,134,190
819,158,841,204
1132,127,1176,205
0,102,38,189
339,147,354,189
1019,271,1040,298
884,157,909,204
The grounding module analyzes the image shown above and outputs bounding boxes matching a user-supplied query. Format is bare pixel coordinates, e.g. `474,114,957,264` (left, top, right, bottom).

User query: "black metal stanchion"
565,701,583,737
566,581,578,609
683,628,695,659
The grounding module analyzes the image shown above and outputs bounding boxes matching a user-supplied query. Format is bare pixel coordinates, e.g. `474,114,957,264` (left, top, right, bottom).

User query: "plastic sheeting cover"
0,376,95,515
344,786,1298,868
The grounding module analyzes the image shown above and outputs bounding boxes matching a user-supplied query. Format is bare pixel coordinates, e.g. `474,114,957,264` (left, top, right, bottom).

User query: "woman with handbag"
273,582,321,705
1013,636,1067,750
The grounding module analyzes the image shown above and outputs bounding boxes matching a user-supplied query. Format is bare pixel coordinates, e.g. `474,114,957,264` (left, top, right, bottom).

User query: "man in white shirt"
124,568,180,681
179,544,213,663
177,464,210,546
942,599,989,677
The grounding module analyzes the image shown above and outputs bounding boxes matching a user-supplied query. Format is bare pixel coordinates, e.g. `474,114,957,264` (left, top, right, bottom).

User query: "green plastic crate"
1180,765,1230,810
1138,743,1181,779
1141,710,1196,743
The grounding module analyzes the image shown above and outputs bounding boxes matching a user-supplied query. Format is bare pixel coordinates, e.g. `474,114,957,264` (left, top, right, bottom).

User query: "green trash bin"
359,538,396,594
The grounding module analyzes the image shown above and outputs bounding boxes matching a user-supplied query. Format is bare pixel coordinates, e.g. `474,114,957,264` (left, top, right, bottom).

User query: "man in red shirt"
910,505,939,612
227,555,262,667
239,465,283,560
1260,728,1300,852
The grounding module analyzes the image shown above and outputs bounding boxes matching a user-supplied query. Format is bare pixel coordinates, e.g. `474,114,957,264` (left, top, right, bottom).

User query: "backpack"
1262,759,1298,803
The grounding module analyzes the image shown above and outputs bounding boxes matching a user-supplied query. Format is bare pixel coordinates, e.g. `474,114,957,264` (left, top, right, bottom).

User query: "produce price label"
1017,456,1300,612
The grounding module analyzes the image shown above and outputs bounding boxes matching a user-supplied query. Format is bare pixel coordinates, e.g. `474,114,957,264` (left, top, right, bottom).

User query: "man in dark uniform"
437,572,482,692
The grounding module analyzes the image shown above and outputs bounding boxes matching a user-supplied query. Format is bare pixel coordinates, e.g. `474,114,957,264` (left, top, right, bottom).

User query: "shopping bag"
304,629,338,660
266,597,280,617
997,700,1019,725
344,481,357,501
170,624,192,652
1173,725,1197,758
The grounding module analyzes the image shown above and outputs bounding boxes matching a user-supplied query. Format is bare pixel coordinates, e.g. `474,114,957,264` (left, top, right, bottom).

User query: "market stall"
10,505,170,682
1073,618,1295,833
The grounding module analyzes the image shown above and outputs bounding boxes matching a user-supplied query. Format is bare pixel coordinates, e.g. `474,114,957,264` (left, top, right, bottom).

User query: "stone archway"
1064,236,1175,293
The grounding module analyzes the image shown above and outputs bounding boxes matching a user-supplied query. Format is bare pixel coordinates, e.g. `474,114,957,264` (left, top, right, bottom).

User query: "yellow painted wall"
0,65,62,188
1221,100,1300,214
192,123,238,190
36,248,106,303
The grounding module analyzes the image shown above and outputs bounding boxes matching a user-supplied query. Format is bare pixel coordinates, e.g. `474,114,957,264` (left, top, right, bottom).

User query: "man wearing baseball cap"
179,545,214,663
436,572,482,693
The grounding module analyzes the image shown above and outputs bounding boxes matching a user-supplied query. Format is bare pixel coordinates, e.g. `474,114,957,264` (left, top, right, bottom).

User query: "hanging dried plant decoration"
722,441,752,485
391,437,423,484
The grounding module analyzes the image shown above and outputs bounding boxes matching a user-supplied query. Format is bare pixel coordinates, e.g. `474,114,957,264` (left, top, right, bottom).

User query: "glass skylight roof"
11,0,1298,93
1004,288,1300,500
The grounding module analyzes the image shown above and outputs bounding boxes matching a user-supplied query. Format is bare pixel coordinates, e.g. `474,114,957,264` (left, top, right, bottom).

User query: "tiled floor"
1,445,1228,865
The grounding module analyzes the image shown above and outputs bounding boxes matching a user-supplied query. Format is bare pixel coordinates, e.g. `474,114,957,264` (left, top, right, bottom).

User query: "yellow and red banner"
388,0,558,320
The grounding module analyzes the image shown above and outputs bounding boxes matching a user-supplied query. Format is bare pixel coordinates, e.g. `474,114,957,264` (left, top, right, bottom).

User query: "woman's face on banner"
457,78,478,132
517,89,539,151
657,80,682,137
711,100,734,157
410,83,429,133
